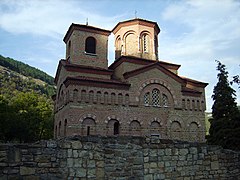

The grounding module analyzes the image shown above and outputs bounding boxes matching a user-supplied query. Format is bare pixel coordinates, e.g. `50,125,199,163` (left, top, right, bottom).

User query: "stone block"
71,141,82,149
87,160,96,168
179,149,188,156
211,161,219,170
67,158,74,167
149,162,157,168
38,162,51,167
96,160,104,168
73,150,78,158
165,148,172,156
47,141,57,148
144,174,153,180
67,149,73,158
96,168,104,178
87,168,96,178
20,166,35,175
73,158,82,167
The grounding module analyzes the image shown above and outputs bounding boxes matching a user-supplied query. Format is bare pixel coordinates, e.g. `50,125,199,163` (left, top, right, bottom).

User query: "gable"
123,62,184,84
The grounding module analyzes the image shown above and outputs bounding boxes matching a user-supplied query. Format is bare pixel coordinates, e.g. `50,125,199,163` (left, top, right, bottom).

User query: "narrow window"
162,94,168,107
97,91,101,103
67,40,71,58
111,93,116,105
104,92,108,104
152,89,160,107
81,90,87,102
192,100,196,110
144,92,150,106
125,94,129,105
85,37,96,54
87,126,90,135
142,34,149,52
64,119,67,136
118,93,123,105
89,90,94,103
55,125,57,138
114,122,119,135
58,121,61,137
154,36,158,60
73,89,78,102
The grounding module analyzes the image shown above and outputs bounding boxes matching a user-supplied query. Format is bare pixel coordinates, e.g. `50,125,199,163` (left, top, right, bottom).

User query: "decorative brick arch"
168,115,184,127
148,117,163,126
128,117,143,125
79,113,98,123
138,79,177,106
186,117,201,128
140,30,153,39
105,115,121,124
122,30,137,41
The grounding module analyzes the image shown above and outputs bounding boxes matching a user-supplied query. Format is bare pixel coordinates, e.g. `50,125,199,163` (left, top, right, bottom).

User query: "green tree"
207,60,240,150
0,92,53,142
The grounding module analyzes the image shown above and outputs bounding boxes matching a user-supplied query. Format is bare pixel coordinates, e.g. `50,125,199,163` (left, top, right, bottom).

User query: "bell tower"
112,18,160,60
63,23,111,69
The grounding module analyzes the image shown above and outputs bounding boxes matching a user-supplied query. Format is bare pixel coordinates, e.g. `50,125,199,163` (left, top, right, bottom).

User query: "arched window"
73,89,78,102
97,91,101,103
130,120,141,136
111,93,116,105
81,90,87,102
144,92,150,106
85,37,96,54
118,93,123,105
142,34,149,53
125,94,129,105
152,89,160,107
89,90,94,103
162,94,168,107
82,118,96,136
104,92,108,104
192,100,196,110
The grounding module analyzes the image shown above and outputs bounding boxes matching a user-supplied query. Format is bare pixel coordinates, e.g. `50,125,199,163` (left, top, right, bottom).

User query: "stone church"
53,18,208,142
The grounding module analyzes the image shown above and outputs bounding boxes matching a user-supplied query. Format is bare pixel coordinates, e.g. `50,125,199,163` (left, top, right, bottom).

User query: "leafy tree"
207,60,240,150
0,92,53,142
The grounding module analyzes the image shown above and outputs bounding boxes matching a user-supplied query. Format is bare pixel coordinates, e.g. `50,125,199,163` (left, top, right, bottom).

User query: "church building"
53,18,208,142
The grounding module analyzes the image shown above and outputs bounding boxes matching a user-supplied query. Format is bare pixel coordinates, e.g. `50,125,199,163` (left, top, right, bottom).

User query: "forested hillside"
0,55,54,85
0,55,56,142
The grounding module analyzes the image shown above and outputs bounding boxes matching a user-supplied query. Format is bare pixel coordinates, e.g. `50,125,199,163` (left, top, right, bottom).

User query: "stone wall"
0,136,239,180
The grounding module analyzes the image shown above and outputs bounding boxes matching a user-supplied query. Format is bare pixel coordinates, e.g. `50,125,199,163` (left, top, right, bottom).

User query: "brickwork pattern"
0,136,239,180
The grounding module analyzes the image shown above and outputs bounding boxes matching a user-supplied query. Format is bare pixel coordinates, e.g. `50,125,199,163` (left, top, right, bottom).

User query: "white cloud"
160,0,240,111
0,0,123,37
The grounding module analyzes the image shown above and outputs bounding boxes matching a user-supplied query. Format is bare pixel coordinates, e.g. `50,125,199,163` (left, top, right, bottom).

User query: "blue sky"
0,0,239,111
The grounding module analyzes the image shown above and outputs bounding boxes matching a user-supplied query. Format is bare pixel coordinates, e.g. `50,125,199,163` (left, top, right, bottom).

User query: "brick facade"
54,18,208,142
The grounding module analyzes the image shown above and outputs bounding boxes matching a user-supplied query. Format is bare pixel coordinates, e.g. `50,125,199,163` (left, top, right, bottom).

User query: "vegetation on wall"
0,55,55,142
207,60,240,151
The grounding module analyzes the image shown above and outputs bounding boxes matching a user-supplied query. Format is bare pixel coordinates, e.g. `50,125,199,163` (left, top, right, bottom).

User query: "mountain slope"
0,55,56,98
0,55,54,85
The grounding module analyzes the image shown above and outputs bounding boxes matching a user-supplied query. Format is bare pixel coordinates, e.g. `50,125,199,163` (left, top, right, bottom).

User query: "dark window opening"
114,122,119,135
64,119,67,136
85,37,96,54
87,126,90,135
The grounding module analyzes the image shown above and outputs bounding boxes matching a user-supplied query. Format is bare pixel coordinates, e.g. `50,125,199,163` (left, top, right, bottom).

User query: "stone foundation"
0,136,239,179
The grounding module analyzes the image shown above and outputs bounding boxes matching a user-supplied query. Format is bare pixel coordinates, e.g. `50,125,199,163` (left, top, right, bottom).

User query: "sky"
0,0,239,111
